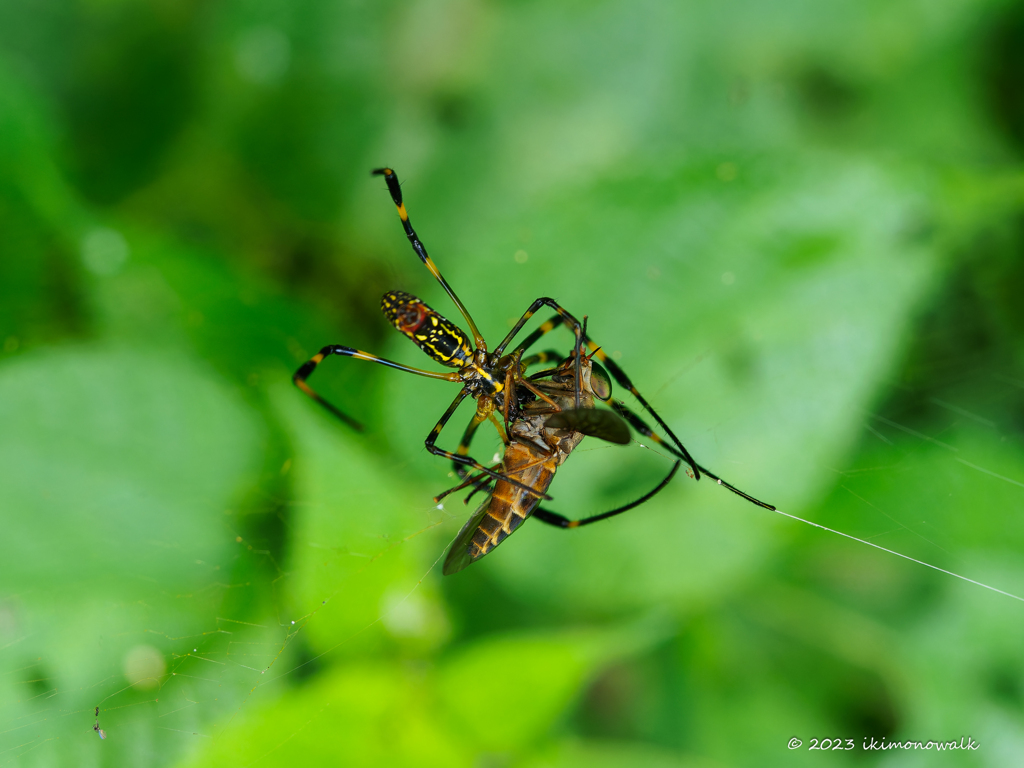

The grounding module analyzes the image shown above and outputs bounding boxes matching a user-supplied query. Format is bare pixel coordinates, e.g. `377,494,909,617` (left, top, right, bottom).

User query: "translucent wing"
442,494,496,576
544,408,631,444
442,442,558,575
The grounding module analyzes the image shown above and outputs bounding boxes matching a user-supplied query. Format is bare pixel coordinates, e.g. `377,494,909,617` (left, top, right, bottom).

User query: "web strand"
768,507,1024,604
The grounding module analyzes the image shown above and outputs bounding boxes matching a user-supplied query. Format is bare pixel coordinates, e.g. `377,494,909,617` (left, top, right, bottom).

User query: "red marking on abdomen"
397,303,428,333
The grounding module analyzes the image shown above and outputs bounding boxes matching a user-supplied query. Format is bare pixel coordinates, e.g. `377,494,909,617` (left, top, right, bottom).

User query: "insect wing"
442,495,494,575
544,408,631,444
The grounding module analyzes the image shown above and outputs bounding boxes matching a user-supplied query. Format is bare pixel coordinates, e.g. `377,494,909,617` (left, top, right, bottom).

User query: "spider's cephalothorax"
293,167,775,575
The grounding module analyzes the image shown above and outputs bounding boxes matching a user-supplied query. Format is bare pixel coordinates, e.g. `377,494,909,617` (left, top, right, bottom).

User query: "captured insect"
437,348,679,574
293,168,775,574
435,334,777,572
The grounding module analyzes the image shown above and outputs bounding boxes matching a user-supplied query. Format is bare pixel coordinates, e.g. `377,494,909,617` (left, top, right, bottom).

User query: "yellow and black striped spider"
293,168,774,573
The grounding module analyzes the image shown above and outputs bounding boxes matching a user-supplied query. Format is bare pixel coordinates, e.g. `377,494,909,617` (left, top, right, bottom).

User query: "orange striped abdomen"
466,442,557,562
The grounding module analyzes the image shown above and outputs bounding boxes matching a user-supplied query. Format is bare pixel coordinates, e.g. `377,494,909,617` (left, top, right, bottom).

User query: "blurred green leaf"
0,57,86,349
519,739,715,768
0,345,261,590
176,662,471,768
438,618,671,753
175,619,669,767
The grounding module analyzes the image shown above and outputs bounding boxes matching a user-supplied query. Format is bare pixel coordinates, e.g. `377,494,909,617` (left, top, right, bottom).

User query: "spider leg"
610,400,776,511
531,461,682,528
509,313,704,480
449,406,509,488
426,390,552,502
373,168,486,351
439,436,555,505
451,408,489,480
583,343,701,478
521,349,564,368
294,344,460,430
510,318,775,509
509,314,571,358
492,298,585,409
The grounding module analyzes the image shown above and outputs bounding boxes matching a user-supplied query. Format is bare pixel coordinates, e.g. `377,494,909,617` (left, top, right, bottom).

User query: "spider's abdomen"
381,290,473,368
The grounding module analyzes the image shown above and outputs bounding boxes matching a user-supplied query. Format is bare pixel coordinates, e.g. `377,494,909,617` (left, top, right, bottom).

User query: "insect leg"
435,472,496,505
294,345,461,430
426,390,552,502
531,461,682,528
372,167,486,351
440,442,555,504
610,400,776,511
517,378,562,410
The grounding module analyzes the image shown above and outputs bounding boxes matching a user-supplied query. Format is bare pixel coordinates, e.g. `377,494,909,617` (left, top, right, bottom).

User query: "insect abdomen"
467,443,556,562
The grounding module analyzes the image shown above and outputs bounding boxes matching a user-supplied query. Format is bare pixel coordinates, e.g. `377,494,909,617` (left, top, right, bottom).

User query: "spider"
293,168,774,572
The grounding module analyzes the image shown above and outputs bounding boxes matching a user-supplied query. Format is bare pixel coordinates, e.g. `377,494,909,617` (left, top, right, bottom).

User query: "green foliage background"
2,0,1024,765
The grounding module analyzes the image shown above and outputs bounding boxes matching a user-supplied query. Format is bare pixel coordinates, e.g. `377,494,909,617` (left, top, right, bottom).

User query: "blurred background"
2,0,1024,765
